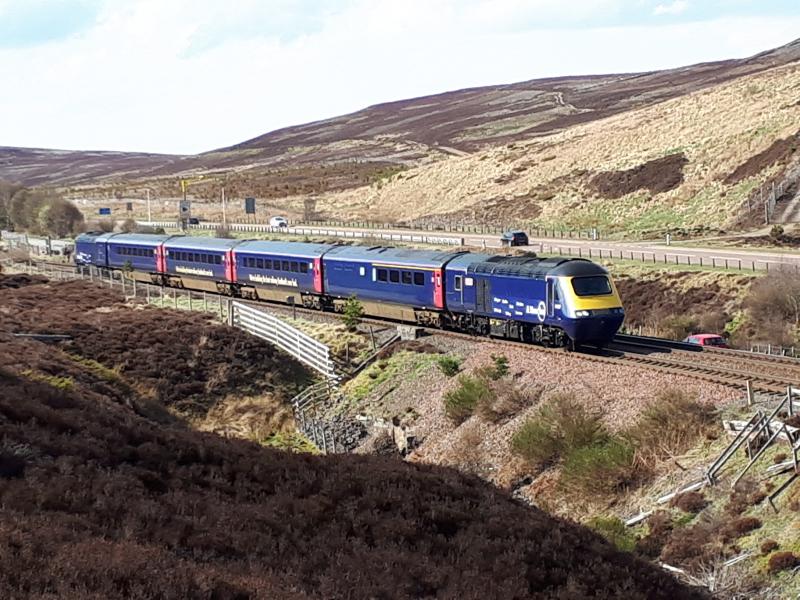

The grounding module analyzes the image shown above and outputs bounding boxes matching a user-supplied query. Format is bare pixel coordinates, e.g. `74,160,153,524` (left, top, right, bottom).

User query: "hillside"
0,273,706,599
308,53,800,235
2,38,799,194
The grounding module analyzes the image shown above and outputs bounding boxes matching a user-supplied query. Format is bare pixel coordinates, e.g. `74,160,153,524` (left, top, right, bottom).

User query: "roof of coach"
106,233,173,245
323,245,464,268
163,236,241,251
445,252,493,270
235,240,338,258
468,256,608,278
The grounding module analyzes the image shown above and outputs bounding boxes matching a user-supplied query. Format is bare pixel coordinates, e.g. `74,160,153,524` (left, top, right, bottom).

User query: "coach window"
214,255,221,265
282,260,290,271
255,258,264,269
454,275,463,292
264,259,272,270
389,270,400,283
413,272,424,286
402,271,412,285
300,263,309,274
377,268,388,282
291,261,299,272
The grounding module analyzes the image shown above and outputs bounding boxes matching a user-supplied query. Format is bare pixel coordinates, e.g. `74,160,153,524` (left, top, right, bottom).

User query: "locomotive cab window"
571,276,612,296
414,272,424,286
377,269,388,282
454,275,463,292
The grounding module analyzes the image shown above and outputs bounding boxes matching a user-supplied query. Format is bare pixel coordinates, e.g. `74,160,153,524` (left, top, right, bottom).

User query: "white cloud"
0,1,797,154
654,0,689,16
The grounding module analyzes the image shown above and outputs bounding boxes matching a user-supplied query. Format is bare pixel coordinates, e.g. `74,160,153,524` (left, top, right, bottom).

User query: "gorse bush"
437,355,462,377
444,375,490,424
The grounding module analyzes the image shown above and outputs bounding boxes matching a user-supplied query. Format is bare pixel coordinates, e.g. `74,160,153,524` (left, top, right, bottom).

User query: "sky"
1,0,799,155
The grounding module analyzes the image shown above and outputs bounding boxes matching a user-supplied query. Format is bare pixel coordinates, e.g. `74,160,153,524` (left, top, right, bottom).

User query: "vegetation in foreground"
0,275,706,599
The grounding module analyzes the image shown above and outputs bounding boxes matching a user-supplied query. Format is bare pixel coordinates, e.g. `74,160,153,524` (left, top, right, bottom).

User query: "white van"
269,216,289,228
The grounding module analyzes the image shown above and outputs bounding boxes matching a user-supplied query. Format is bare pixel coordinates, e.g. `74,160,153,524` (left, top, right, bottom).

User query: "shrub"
767,551,799,574
587,516,636,552
725,478,764,515
659,514,725,570
543,395,607,450
560,438,640,496
658,314,697,340
437,355,462,377
770,224,785,240
487,354,509,380
509,393,607,466
511,419,561,466
670,491,708,514
341,295,364,331
627,388,716,467
443,375,490,424
721,516,761,542
760,539,779,555
477,380,538,424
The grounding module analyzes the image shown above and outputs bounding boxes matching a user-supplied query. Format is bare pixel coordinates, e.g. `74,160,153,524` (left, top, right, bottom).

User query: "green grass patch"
587,516,637,552
21,370,74,391
344,350,439,404
64,352,122,383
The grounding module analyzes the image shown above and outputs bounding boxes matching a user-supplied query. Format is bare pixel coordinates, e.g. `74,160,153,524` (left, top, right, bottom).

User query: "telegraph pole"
222,187,226,226
146,189,151,222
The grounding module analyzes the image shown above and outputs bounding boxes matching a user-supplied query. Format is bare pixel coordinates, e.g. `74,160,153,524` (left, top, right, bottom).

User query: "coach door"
476,278,491,314
546,277,555,318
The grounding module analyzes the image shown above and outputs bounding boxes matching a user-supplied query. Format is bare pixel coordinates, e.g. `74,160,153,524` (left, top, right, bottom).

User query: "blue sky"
0,0,799,154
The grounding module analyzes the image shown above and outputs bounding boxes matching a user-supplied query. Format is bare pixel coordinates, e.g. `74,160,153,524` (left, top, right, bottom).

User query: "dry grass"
312,62,800,233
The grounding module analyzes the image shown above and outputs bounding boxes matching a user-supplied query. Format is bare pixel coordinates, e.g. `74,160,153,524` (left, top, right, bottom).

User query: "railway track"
9,259,800,393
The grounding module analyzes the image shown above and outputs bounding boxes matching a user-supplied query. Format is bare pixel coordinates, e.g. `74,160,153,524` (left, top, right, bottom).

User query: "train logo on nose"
536,301,546,322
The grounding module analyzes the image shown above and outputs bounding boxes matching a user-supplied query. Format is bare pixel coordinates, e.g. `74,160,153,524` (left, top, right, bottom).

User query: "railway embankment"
0,271,712,599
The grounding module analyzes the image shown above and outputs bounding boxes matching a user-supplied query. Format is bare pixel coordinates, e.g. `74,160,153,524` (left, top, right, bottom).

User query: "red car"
683,333,728,348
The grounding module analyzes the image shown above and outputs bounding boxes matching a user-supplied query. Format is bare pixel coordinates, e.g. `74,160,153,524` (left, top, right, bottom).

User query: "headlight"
575,310,590,317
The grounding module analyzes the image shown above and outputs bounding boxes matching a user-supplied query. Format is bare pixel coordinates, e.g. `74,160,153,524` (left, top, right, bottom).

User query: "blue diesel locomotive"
75,232,625,347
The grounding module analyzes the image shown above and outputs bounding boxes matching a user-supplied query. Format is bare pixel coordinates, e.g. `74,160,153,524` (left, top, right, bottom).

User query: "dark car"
500,230,528,247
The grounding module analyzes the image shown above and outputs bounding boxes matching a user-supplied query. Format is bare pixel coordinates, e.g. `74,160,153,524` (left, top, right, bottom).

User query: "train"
74,232,625,348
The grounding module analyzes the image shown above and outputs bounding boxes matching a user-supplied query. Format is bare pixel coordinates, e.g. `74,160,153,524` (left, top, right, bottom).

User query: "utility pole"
222,187,226,226
146,189,151,222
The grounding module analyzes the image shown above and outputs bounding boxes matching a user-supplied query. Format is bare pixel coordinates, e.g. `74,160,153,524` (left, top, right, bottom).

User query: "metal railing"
230,301,337,379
